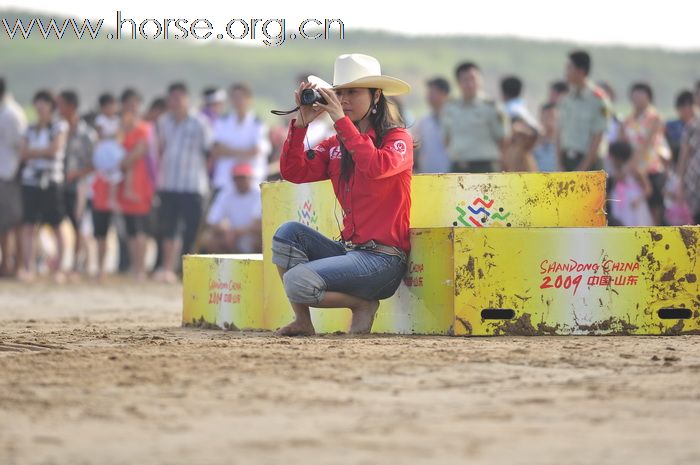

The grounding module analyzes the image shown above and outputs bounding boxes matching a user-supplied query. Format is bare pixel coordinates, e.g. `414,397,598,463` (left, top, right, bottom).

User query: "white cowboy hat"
308,53,410,96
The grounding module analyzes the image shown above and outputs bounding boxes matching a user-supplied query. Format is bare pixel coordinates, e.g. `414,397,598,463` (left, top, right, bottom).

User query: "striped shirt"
64,119,97,192
21,119,68,187
682,117,700,215
156,110,212,195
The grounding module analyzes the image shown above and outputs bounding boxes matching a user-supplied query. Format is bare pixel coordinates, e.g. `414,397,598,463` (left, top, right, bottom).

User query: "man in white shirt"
210,83,270,191
0,78,27,276
200,163,261,254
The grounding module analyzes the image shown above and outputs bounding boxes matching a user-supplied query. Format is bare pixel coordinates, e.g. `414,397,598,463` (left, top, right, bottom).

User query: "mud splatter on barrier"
639,244,649,258
454,263,474,296
536,321,560,335
455,316,472,335
679,227,698,257
492,313,539,336
660,267,677,282
223,321,240,331
185,316,221,330
465,256,475,274
575,317,638,335
665,319,685,335
556,180,576,197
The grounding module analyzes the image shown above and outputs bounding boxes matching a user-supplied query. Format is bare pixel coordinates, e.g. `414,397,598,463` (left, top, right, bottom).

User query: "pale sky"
2,0,700,51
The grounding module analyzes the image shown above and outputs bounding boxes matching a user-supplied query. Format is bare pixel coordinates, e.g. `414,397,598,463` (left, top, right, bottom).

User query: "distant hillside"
1,8,698,121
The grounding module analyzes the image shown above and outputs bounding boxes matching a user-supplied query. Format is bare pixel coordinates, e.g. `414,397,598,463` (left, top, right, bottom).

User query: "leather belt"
343,239,407,260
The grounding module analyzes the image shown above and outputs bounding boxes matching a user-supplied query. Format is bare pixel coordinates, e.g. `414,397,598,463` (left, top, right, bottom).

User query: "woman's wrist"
329,111,345,123
332,115,350,131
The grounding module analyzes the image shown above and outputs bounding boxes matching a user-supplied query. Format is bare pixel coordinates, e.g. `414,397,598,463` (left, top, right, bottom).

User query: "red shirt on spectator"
92,121,153,215
280,115,413,254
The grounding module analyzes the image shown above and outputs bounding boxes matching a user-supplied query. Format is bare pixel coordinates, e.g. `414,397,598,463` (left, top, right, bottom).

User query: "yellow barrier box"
454,227,700,335
182,254,264,330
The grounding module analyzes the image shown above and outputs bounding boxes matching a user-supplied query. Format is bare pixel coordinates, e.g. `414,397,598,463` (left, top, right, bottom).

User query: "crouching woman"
272,53,413,336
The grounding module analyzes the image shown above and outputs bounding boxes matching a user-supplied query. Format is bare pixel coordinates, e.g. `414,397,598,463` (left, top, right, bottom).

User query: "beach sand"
1,279,699,465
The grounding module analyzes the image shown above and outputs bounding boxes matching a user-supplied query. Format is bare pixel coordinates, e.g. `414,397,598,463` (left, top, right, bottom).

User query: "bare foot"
17,269,36,283
53,271,67,284
275,320,316,337
349,300,380,334
154,269,178,284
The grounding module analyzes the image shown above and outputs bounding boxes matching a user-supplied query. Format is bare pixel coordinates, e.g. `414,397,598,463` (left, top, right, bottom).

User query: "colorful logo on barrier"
297,200,319,229
453,196,512,228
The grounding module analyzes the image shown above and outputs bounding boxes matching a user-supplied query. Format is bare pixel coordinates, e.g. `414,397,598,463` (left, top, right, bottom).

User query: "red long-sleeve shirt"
280,115,413,254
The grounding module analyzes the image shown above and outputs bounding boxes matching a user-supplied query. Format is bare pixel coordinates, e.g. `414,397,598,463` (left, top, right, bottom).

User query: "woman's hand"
294,82,326,128
120,140,147,171
316,87,345,123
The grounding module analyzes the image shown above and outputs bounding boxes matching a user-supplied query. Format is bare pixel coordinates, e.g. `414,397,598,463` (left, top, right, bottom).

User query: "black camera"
300,88,327,106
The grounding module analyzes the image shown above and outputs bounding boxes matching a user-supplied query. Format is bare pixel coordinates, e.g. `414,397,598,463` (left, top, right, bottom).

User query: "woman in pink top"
621,82,671,225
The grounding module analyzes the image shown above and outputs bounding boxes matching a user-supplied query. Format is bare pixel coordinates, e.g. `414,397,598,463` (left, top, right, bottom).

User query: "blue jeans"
271,221,408,305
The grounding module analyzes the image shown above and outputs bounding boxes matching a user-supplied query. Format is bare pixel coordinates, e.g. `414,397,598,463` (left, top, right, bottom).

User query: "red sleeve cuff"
288,118,308,147
333,116,359,142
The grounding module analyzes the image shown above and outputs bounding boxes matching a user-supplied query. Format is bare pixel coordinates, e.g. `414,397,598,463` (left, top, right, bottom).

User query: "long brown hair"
340,88,406,181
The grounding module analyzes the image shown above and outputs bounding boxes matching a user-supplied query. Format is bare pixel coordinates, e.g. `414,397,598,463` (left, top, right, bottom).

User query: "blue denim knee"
271,221,311,269
282,263,327,305
273,221,302,243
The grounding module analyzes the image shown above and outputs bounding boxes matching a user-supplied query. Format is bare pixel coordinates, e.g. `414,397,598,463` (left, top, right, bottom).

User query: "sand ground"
1,279,700,465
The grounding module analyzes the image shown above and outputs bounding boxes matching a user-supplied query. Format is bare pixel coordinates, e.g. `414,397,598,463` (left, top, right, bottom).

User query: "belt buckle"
362,240,377,250
348,240,375,251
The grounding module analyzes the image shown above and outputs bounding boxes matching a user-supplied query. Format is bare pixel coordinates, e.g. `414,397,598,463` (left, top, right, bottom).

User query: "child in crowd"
532,103,558,172
94,93,120,140
663,149,694,226
608,140,653,226
93,93,136,206
664,170,693,225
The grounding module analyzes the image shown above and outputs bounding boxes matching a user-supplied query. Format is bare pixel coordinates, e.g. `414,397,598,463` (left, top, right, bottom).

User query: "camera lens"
300,89,318,105
300,88,327,106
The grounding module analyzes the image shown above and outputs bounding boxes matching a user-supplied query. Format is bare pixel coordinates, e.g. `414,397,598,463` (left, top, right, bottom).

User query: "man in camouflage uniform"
441,62,510,173
557,50,611,171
